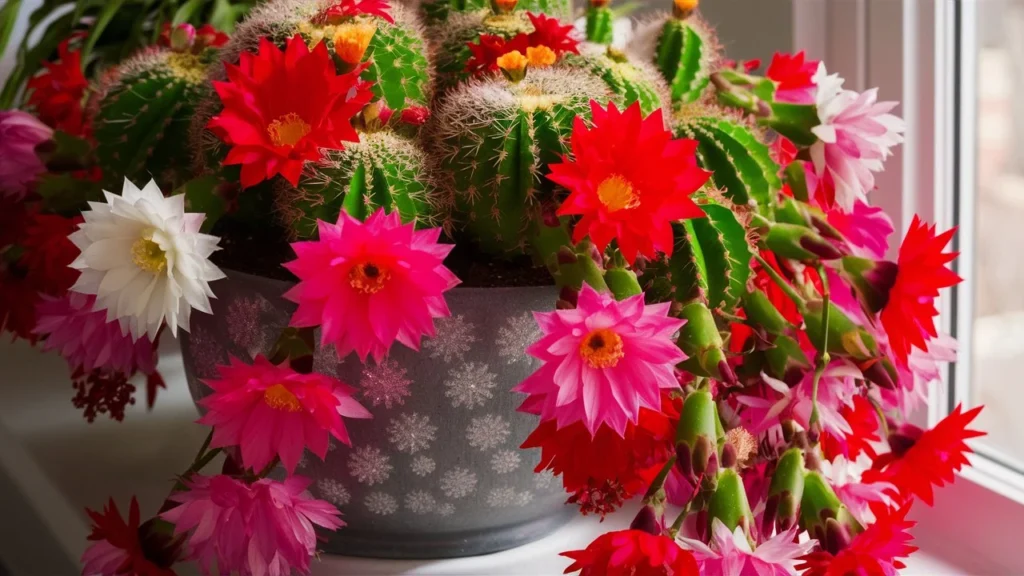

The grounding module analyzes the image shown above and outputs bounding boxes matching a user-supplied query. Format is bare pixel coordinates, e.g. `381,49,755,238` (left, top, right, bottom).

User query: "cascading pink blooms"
198,355,371,473
33,291,157,376
283,208,459,363
810,64,906,211
162,474,343,576
678,520,815,575
826,200,895,259
514,284,685,437
737,363,860,439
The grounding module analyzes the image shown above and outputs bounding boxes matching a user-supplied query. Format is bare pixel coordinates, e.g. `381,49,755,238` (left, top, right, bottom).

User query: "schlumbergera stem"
808,265,831,430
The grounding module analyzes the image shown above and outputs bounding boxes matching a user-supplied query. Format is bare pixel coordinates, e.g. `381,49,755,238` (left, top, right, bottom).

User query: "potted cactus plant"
0,0,983,573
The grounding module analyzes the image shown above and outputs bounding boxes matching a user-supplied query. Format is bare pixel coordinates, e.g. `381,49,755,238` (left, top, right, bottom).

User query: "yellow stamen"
526,45,557,68
596,174,640,212
579,328,625,369
166,53,206,84
267,112,311,147
725,427,758,467
333,22,377,65
264,383,302,412
497,50,529,82
131,236,167,275
349,261,391,294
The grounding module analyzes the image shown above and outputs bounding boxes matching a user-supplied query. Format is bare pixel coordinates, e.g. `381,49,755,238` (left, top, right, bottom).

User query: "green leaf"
209,0,249,32
764,102,820,146
36,173,104,214
81,0,128,63
0,0,24,61
173,0,204,24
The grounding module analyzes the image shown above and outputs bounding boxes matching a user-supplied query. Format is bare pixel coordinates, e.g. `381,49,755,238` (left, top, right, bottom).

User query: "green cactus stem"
92,48,216,190
708,468,755,535
586,5,615,45
673,114,781,213
560,44,667,116
639,13,716,105
429,67,612,256
274,131,434,239
422,0,572,24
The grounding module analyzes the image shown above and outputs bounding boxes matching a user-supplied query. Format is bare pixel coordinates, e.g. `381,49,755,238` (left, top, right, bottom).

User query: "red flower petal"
562,530,698,576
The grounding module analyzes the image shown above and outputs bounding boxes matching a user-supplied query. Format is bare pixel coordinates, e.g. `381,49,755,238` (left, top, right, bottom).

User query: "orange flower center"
526,45,557,68
264,383,301,412
674,0,699,11
349,260,391,294
596,174,640,212
579,328,625,369
267,113,311,147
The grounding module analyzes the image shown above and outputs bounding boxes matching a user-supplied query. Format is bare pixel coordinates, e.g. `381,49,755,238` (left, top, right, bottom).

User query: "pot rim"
220,267,558,294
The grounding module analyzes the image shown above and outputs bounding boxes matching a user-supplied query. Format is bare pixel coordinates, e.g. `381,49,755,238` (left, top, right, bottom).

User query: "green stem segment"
808,265,831,430
753,253,806,310
585,6,615,44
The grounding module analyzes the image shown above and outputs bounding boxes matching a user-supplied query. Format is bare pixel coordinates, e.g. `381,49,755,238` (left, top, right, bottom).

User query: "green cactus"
642,14,716,105
431,11,534,91
673,114,781,213
275,131,434,239
560,45,667,116
92,48,216,190
429,67,613,255
422,0,572,23
585,6,615,45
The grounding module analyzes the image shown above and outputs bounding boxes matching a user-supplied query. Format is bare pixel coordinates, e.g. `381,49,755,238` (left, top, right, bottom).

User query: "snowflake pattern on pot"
387,412,438,454
359,359,412,409
496,312,541,364
225,296,269,355
444,361,497,409
312,340,340,377
440,467,478,499
467,414,511,451
405,490,437,515
486,486,534,508
317,478,351,507
365,492,399,516
188,325,225,378
411,455,436,476
436,502,455,517
348,446,393,485
533,469,557,490
423,315,477,363
491,449,521,474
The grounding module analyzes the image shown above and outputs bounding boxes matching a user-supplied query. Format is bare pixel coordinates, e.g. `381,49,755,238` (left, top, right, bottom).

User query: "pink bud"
399,106,430,126
170,24,197,52
0,110,53,200
377,103,395,125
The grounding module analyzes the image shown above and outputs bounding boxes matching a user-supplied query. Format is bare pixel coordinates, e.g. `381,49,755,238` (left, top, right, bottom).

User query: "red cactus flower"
820,395,881,462
766,51,820,104
82,497,178,576
879,216,961,364
207,35,373,188
196,24,229,47
548,101,710,263
562,530,699,576
0,270,40,343
320,0,395,24
399,106,431,126
526,12,579,56
19,213,82,295
796,503,917,576
466,34,529,75
26,37,90,136
864,404,984,506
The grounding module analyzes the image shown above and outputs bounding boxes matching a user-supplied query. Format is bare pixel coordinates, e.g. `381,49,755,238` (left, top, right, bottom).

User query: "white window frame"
794,1,1024,572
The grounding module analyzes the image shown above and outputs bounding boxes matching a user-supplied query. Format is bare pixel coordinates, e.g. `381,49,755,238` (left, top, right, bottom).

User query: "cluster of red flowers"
465,13,579,75
25,37,90,136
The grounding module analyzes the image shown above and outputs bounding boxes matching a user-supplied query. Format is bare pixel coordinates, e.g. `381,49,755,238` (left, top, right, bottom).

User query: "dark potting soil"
211,218,554,288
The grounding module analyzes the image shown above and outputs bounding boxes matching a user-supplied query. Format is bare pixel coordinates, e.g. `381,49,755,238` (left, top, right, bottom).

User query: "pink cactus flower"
827,200,895,259
162,474,343,576
284,208,459,363
34,291,157,376
810,64,905,211
737,362,861,439
0,109,53,199
198,355,371,473
678,519,815,575
515,284,685,437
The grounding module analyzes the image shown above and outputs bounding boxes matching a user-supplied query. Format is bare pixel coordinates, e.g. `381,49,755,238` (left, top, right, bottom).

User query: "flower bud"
859,357,898,390
677,302,731,382
676,389,720,450
170,23,196,53
497,50,529,83
839,255,899,314
491,0,518,14
707,469,754,535
399,106,430,126
526,46,557,68
629,505,661,536
766,222,842,262
672,0,699,19
334,22,377,66
799,471,862,539
721,442,738,469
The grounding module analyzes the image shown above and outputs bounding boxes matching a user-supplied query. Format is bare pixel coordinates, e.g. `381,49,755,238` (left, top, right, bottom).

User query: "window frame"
794,0,1024,571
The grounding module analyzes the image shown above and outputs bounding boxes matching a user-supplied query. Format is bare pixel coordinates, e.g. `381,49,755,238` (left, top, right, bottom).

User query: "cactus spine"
275,131,434,239
431,11,534,91
673,113,781,213
423,0,572,24
561,45,667,116
648,13,714,105
585,5,615,45
430,68,613,255
92,48,215,190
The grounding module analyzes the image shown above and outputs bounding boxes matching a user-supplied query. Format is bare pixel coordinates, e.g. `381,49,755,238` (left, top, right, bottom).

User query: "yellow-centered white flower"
69,179,225,341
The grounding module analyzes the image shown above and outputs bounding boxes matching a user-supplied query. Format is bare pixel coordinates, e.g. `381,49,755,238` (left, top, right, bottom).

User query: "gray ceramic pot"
180,269,573,559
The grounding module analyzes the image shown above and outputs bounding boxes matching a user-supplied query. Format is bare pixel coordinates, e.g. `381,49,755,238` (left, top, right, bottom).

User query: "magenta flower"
162,474,343,576
737,363,860,439
810,64,905,211
284,208,459,363
198,355,371,473
883,332,957,418
824,457,899,526
514,284,685,437
34,291,157,376
678,519,815,575
0,110,52,199
827,200,895,259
